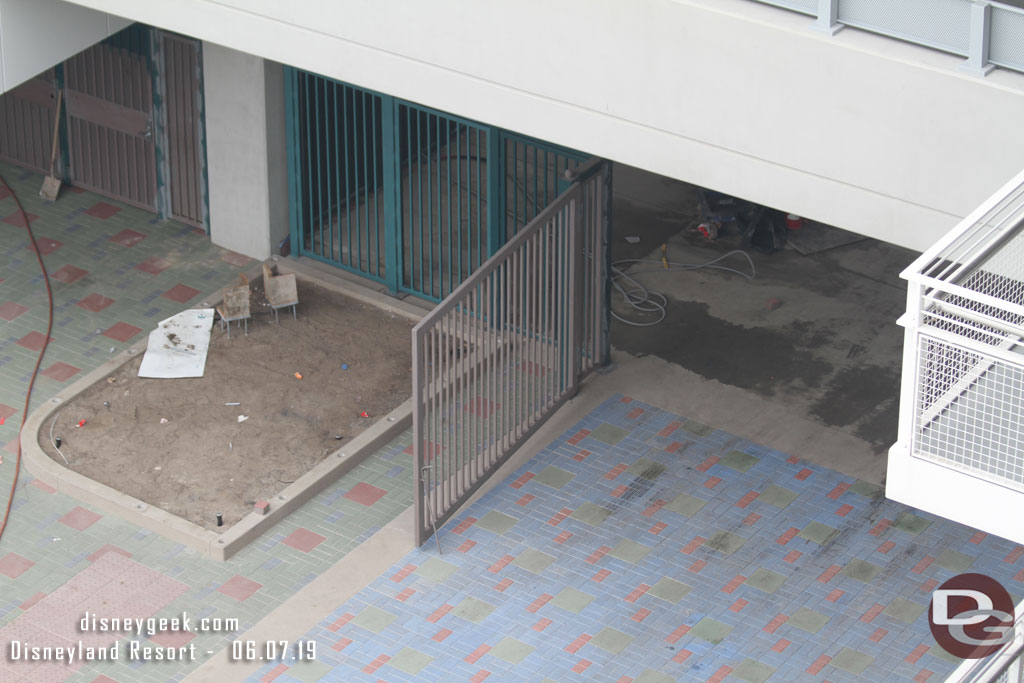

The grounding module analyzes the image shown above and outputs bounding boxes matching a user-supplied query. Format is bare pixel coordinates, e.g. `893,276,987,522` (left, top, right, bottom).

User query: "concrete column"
203,42,288,260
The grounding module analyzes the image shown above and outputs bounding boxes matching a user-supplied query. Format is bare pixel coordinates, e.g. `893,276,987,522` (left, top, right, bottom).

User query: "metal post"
486,127,504,256
962,1,996,76
149,28,171,222
812,0,844,35
382,95,401,293
283,67,303,259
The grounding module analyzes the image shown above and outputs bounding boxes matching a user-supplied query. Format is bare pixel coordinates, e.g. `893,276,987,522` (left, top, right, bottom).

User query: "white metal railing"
947,598,1024,681
897,167,1024,492
748,0,1024,76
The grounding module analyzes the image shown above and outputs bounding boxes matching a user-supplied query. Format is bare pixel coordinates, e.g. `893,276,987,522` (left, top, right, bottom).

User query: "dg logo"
930,573,1016,659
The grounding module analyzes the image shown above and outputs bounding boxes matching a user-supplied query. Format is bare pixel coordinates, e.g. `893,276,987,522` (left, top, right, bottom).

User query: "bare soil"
38,277,414,530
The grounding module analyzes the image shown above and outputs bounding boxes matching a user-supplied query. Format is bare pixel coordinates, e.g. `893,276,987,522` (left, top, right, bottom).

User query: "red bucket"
785,213,803,230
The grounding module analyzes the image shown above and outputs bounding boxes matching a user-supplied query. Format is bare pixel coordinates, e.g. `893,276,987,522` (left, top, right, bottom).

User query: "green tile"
533,465,575,489
681,420,712,437
893,511,931,535
790,607,830,634
634,671,674,683
831,647,875,674
720,449,758,472
757,485,798,508
649,577,692,604
884,598,927,624
450,596,496,623
609,538,652,564
414,557,459,582
849,479,884,498
551,587,595,613
388,647,433,674
841,559,883,583
625,458,666,481
590,423,629,445
691,617,732,644
288,660,332,682
475,510,519,535
570,502,612,526
936,549,975,572
589,626,634,654
746,568,786,594
352,606,397,633
732,658,776,683
511,548,556,574
798,521,839,545
705,530,746,555
663,492,705,517
489,637,534,665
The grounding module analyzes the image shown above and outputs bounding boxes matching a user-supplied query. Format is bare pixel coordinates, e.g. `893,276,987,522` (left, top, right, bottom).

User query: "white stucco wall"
59,0,1024,253
0,0,130,93
203,44,287,260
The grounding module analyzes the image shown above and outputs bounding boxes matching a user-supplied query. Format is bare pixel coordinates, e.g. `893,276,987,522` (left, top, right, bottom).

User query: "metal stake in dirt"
420,466,442,555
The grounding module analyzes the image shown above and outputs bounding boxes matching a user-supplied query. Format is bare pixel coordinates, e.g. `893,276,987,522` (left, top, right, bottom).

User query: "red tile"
85,202,122,219
584,546,611,564
218,575,262,601
432,628,453,642
457,539,477,553
624,583,651,603
969,531,986,544
452,517,477,534
795,468,813,481
878,541,896,554
827,482,851,499
786,455,800,464
911,556,936,574
27,236,62,255
282,527,326,553
642,499,666,516
807,654,832,675
658,421,681,437
87,544,132,563
76,292,116,312
721,575,746,594
763,614,789,634
631,608,652,622
109,228,146,247
135,256,172,275
59,506,102,531
736,491,759,508
729,598,749,613
648,522,668,535
665,441,684,453
469,670,492,683
573,449,591,462
671,650,692,664
836,504,854,517
0,552,35,579
221,251,252,267
665,624,691,644
3,211,38,227
566,428,590,445
51,264,90,284
488,554,514,573
703,476,722,489
260,663,288,682
777,528,800,545
1005,546,1024,563
16,331,54,351
905,644,930,664
689,560,707,573
564,634,592,654
611,485,629,498
604,464,628,480
708,665,733,683
162,284,201,303
920,578,939,592
627,407,644,419
914,670,935,683
19,591,46,610
870,628,888,642
696,456,719,472
327,613,354,630
742,513,761,526
591,569,611,582
494,578,513,592
331,637,353,651
532,618,553,632
0,301,28,321
395,588,415,601
363,653,390,674
30,478,56,494
41,362,81,382
344,481,388,506
101,321,143,343
825,589,845,603
817,565,841,583
554,531,573,544
526,593,554,613
426,603,453,623
509,472,535,489
571,659,592,674
783,550,802,563
861,603,885,623
515,494,536,506
390,564,417,582
772,639,791,653
869,518,892,536
620,397,633,403
465,644,491,664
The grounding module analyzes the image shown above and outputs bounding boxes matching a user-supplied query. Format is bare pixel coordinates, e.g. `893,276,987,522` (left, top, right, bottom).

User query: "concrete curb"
21,264,421,560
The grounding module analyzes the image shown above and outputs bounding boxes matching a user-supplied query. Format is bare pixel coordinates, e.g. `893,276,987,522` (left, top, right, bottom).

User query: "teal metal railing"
284,68,592,302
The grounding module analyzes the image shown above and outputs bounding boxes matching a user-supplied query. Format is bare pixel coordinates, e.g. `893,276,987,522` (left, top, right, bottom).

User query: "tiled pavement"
255,395,1024,683
0,162,417,682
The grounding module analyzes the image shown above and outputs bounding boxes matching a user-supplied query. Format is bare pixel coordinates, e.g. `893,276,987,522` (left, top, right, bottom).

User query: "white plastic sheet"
138,309,215,379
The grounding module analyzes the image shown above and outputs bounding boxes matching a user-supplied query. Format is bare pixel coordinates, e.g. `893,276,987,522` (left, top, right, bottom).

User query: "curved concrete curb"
21,265,418,561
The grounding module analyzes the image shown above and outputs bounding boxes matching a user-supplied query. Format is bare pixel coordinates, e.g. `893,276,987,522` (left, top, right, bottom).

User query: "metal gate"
286,69,589,302
161,34,206,227
0,70,59,174
64,26,157,210
412,159,611,546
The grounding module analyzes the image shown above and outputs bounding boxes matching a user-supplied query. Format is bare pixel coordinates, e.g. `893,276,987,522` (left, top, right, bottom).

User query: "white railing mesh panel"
992,5,1024,74
915,335,1024,488
837,0,973,55
756,0,816,16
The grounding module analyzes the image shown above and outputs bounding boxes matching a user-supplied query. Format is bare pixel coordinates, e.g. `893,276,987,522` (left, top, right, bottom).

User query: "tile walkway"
255,395,1024,683
0,162,417,682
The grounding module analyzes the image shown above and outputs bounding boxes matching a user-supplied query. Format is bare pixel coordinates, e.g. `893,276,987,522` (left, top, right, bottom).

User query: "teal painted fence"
285,68,589,302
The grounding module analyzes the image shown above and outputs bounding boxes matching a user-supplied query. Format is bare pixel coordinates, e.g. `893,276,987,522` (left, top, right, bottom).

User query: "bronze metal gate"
63,34,156,210
0,70,59,174
161,34,205,227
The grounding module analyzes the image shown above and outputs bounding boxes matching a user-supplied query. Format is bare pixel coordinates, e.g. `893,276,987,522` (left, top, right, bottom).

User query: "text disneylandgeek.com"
4,612,317,665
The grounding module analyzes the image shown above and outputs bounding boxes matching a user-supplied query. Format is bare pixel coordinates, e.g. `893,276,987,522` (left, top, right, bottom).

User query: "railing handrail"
946,596,1024,681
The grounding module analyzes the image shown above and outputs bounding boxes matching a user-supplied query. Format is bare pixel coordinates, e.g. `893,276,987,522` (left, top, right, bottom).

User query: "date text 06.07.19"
229,640,316,662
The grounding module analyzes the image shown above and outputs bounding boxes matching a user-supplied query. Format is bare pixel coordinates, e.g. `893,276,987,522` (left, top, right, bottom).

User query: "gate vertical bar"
284,67,302,258
382,95,400,292
486,127,503,256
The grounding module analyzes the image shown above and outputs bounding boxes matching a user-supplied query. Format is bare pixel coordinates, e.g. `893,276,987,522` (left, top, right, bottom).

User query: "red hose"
0,173,55,544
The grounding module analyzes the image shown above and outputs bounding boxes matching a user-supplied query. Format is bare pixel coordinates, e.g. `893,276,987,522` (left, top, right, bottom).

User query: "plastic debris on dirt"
138,308,216,378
